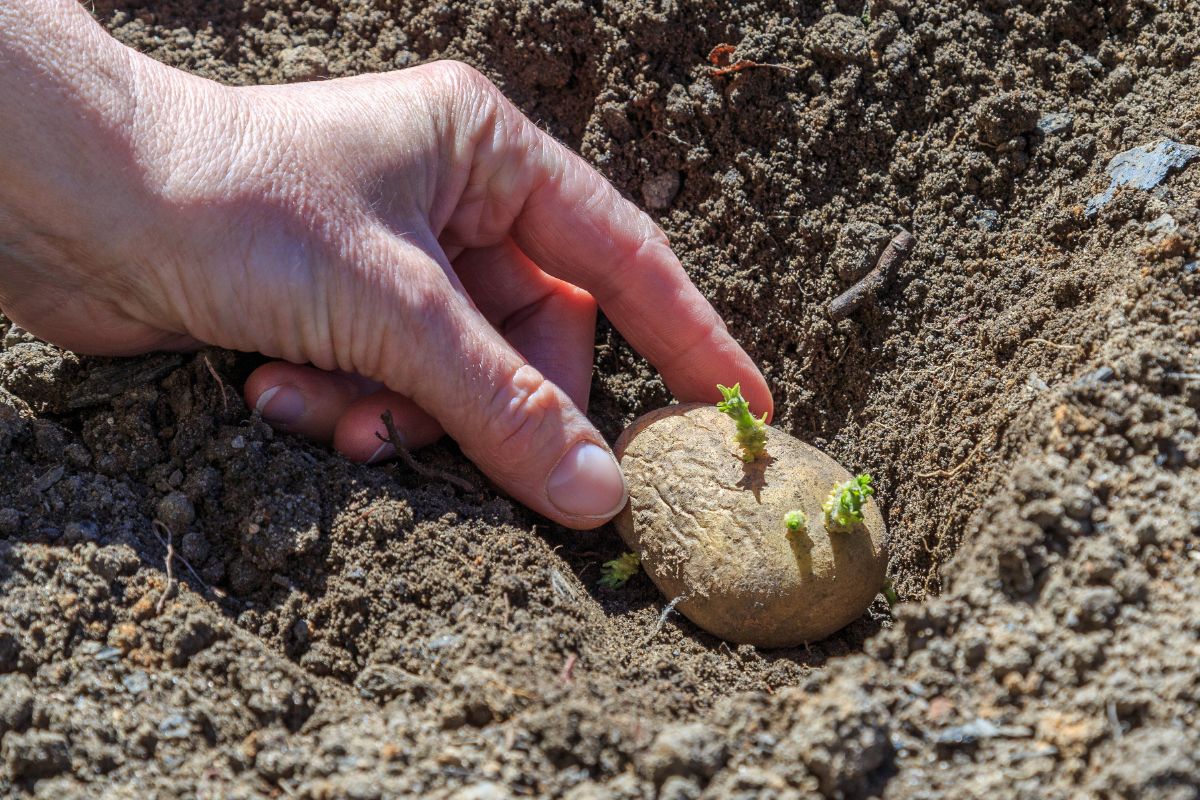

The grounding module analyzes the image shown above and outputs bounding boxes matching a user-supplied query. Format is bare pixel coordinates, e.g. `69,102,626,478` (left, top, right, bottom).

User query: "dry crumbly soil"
1,0,1199,797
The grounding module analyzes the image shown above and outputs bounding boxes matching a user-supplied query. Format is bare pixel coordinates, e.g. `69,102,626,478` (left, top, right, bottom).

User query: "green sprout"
823,473,875,530
716,383,767,462
882,578,899,608
784,509,808,536
600,552,641,588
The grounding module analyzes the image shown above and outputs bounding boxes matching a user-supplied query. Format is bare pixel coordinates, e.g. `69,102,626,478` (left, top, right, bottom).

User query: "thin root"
1023,338,1080,352
375,411,477,493
707,43,799,77
640,594,689,647
149,519,219,601
154,520,175,615
202,354,231,413
915,429,996,479
560,653,578,685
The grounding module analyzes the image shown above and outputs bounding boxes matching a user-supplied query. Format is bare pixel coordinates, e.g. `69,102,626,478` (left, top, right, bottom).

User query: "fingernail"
546,441,627,519
366,442,395,465
256,384,305,426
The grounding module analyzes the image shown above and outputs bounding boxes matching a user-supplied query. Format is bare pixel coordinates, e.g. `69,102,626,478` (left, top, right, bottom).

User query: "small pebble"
427,633,461,651
973,209,1000,231
158,714,192,739
641,170,681,210
1037,112,1075,136
1146,213,1178,235
1075,366,1115,386
93,646,121,663
122,671,150,695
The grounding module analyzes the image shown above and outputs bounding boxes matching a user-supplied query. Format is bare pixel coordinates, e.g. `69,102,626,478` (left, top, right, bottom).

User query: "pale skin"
0,0,772,530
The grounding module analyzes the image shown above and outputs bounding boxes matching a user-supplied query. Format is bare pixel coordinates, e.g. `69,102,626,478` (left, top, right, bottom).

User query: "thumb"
370,240,627,530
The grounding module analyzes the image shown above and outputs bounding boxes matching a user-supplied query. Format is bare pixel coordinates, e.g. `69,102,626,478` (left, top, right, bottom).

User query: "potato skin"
613,404,887,648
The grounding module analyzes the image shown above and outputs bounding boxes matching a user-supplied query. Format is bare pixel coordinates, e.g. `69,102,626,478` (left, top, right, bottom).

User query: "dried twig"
829,227,916,321
375,411,477,493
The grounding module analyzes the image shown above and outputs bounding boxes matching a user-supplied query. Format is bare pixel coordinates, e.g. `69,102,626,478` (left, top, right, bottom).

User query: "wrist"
0,1,230,317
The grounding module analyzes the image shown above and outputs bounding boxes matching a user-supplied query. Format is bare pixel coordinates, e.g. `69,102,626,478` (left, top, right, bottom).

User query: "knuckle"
345,246,449,380
596,226,670,305
567,284,597,313
419,60,499,107
482,363,559,460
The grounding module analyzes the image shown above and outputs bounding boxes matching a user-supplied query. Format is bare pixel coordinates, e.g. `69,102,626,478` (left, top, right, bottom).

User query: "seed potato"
613,403,887,647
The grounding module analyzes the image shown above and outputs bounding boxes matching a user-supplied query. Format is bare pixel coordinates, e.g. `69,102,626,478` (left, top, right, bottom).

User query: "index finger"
510,128,773,419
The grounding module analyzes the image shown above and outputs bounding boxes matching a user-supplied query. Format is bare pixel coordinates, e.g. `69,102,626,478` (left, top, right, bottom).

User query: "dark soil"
3,0,1199,797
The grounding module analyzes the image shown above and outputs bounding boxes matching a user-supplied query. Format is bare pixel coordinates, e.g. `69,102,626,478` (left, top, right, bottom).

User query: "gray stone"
1086,139,1200,216
1037,112,1075,136
158,713,192,740
122,671,150,695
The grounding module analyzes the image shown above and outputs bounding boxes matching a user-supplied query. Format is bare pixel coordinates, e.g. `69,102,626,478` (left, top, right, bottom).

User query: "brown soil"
2,1,1199,797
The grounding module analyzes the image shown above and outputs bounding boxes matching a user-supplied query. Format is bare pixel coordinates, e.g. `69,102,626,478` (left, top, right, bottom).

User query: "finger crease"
498,289,558,336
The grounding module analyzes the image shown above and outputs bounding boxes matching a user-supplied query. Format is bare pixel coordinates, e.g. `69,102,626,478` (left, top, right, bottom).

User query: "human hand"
0,5,771,528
